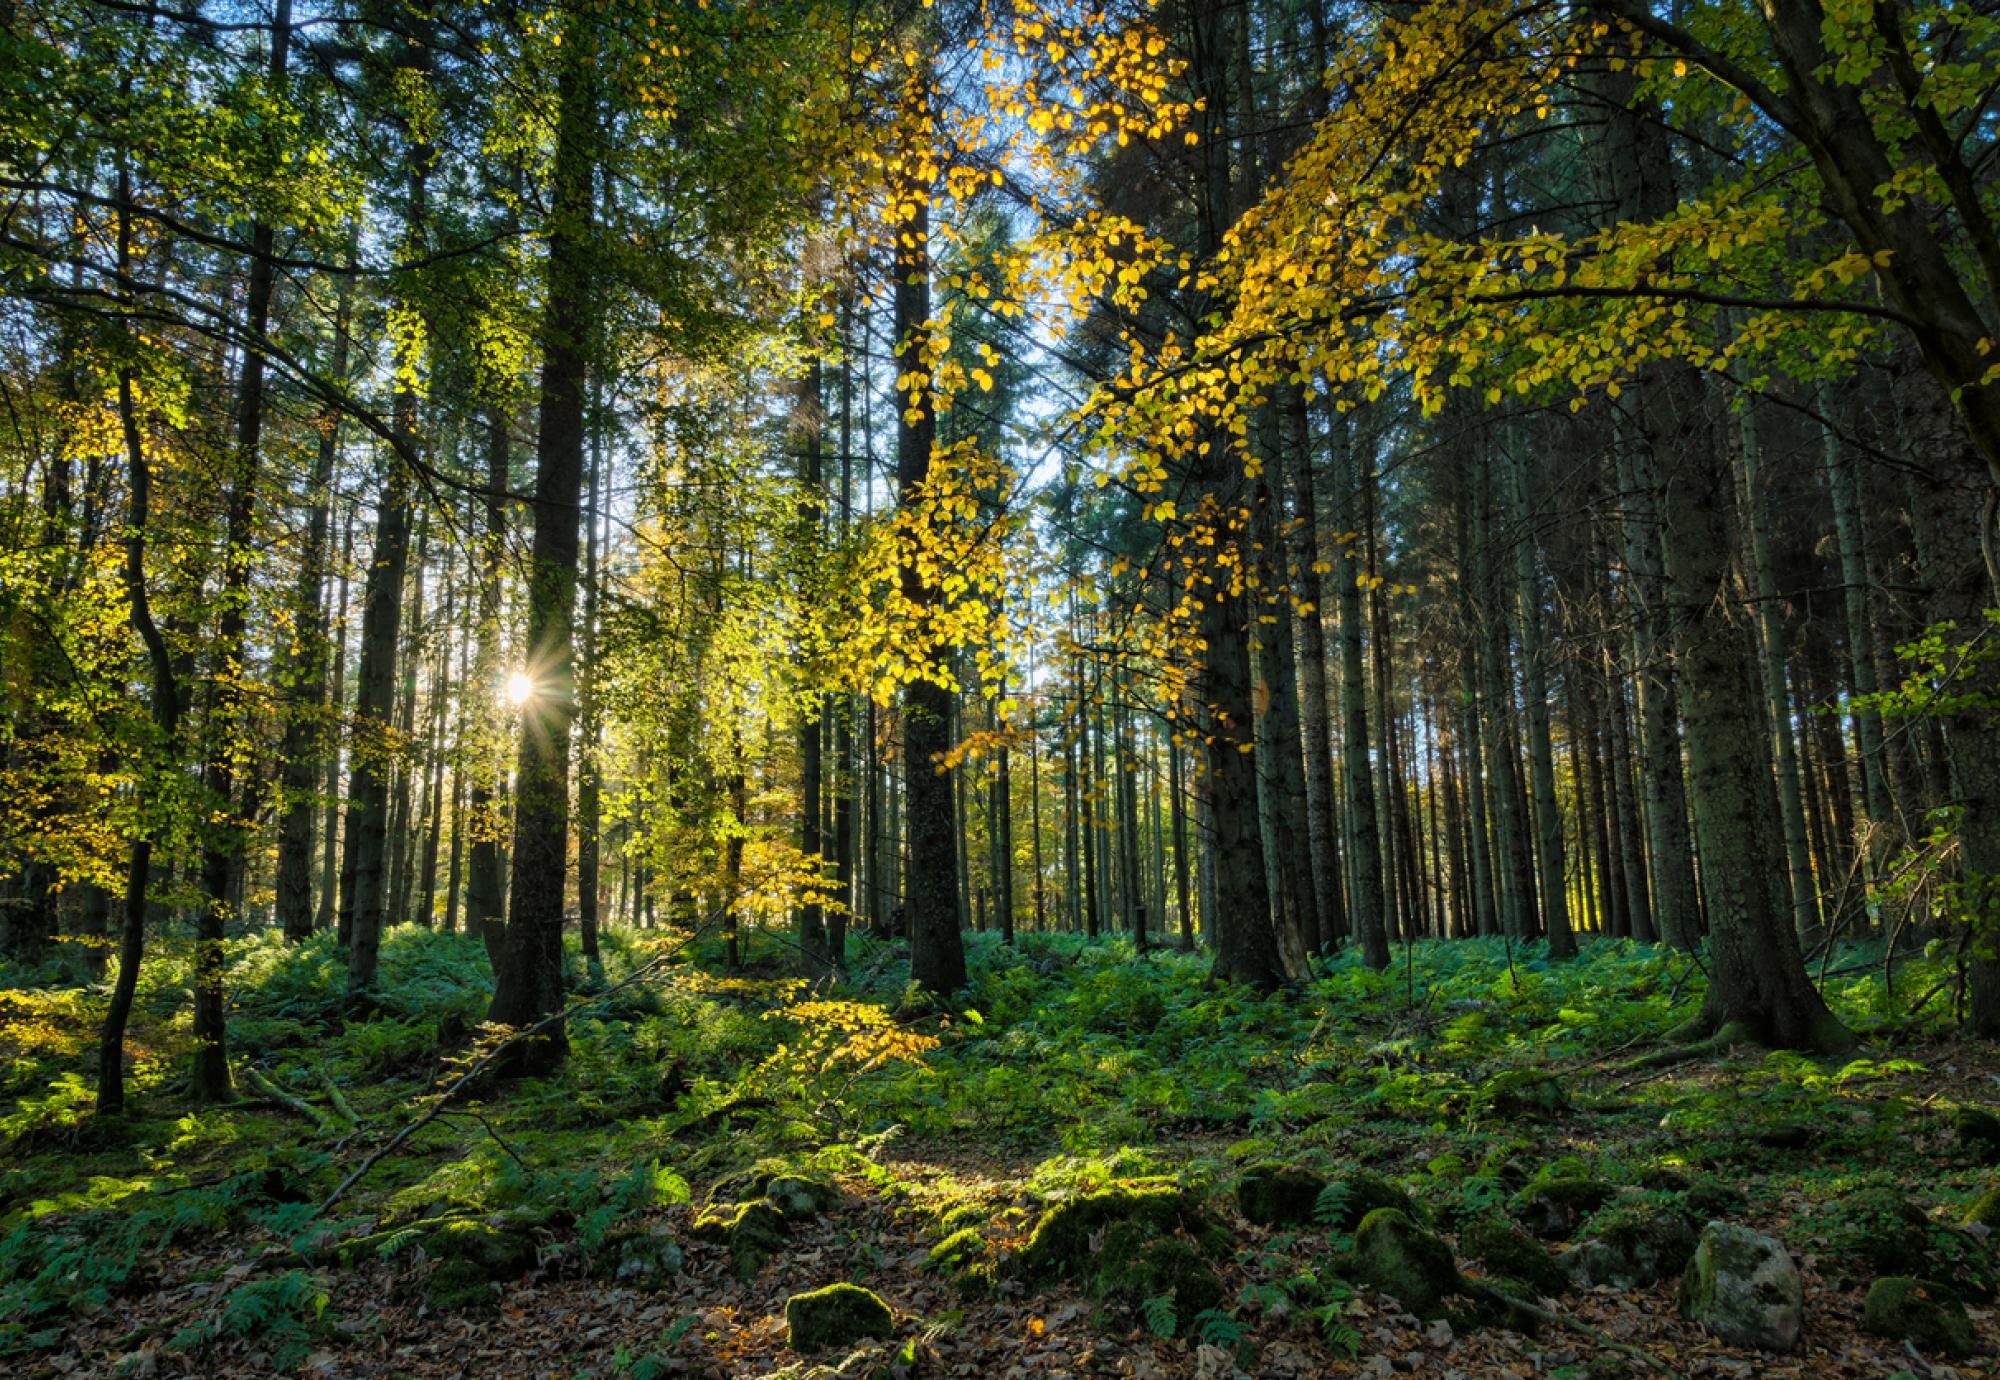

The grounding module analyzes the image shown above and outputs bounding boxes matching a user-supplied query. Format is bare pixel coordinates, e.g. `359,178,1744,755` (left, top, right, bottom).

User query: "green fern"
1193,1308,1243,1350
1140,1292,1177,1340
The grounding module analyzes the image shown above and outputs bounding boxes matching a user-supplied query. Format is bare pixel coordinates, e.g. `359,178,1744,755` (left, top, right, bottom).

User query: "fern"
1193,1308,1243,1350
1312,1180,1353,1228
1140,1292,1177,1340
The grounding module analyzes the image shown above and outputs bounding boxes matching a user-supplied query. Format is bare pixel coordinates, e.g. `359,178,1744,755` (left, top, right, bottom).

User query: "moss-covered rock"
1020,1186,1226,1280
1679,1178,1749,1221
1510,1178,1615,1240
1805,1185,1931,1285
1561,1204,1697,1290
1459,1215,1567,1300
1478,1068,1570,1121
766,1174,840,1221
1681,1222,1802,1353
416,1219,537,1310
1091,1220,1224,1333
1862,1277,1975,1357
1957,1108,2000,1166
692,1198,786,1279
1963,1187,2000,1230
1236,1161,1328,1227
784,1283,894,1352
598,1226,684,1288
926,1227,999,1293
1354,1208,1464,1320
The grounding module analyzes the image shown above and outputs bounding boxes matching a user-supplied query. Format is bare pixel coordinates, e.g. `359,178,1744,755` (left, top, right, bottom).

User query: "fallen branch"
314,921,716,1219
243,1065,341,1135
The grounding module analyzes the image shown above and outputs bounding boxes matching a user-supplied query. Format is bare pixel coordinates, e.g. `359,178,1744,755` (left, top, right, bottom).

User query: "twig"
318,1068,360,1128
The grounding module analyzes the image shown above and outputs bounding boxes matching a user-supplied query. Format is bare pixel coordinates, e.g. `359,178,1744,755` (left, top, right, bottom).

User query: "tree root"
1468,1281,1683,1377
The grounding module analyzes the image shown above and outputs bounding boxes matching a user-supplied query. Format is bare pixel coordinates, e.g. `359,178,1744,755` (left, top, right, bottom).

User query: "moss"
1091,1220,1224,1333
1020,1186,1225,1280
926,1228,998,1293
597,1226,684,1288
1862,1277,1975,1358
784,1283,894,1352
1957,1107,2000,1166
1459,1215,1566,1299
1235,1161,1328,1227
1510,1178,1615,1240
1353,1208,1463,1320
1679,1178,1748,1221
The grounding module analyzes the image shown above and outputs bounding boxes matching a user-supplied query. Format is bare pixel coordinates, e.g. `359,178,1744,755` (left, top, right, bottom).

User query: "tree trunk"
487,27,595,1067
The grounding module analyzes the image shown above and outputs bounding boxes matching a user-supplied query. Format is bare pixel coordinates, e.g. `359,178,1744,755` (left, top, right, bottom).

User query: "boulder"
1963,1186,2000,1231
1958,1107,2000,1166
1510,1177,1615,1240
1091,1221,1224,1334
784,1283,894,1351
1477,1068,1570,1121
692,1198,786,1279
1236,1161,1328,1226
1680,1222,1802,1353
1020,1185,1226,1280
1460,1215,1567,1300
1862,1276,1975,1358
419,1219,537,1311
603,1226,683,1288
1354,1208,1463,1320
1561,1204,1697,1290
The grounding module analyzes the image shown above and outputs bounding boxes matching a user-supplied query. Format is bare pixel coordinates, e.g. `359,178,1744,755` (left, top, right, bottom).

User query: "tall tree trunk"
576,385,605,968
343,32,429,994
1649,367,1849,1049
465,403,511,965
1506,438,1574,956
1335,416,1389,968
277,266,349,941
487,25,596,1067
795,346,829,969
893,61,965,994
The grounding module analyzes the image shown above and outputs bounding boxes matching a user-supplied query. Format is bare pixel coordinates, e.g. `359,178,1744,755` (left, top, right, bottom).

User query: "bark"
465,403,510,965
1335,416,1389,967
1505,437,1574,956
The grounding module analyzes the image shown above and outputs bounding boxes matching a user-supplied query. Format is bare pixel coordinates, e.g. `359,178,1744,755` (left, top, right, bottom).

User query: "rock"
1477,1069,1570,1121
1354,1208,1464,1320
1811,1185,1931,1285
1678,1178,1748,1221
1236,1161,1328,1226
418,1220,537,1311
1862,1276,1975,1357
1751,1122,1814,1151
1680,1222,1803,1353
765,1175,839,1221
691,1198,785,1279
1459,1216,1567,1300
1021,1186,1226,1281
1963,1186,2000,1230
1091,1220,1225,1333
784,1282,894,1351
1510,1178,1615,1241
1560,1204,1697,1290
1957,1107,2000,1166
604,1227,683,1288
926,1227,998,1293
1318,1171,1417,1233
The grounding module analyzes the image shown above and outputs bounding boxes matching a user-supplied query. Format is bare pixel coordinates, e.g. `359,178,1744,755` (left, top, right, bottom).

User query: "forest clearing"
6,0,2000,1375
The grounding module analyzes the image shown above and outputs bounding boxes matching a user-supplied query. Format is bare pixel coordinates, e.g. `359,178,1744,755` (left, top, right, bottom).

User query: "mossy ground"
3,926,1998,1375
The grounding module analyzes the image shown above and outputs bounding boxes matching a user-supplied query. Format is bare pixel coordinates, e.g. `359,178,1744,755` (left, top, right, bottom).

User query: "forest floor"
4,927,2000,1379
